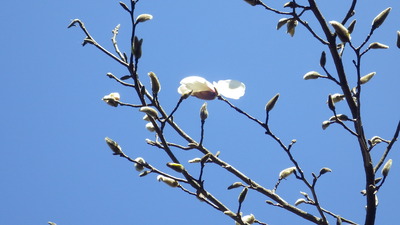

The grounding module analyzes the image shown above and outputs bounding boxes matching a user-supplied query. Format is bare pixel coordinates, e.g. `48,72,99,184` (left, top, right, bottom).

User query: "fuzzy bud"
200,102,208,121
265,93,280,112
148,71,161,95
132,36,143,59
320,51,326,67
227,182,243,190
238,187,248,204
136,14,153,24
329,21,351,43
286,19,298,37
330,93,345,103
303,71,322,80
188,158,202,163
360,72,376,85
157,175,179,187
277,18,289,30
279,167,296,179
102,92,120,107
319,167,332,175
237,214,255,225
294,198,306,206
327,95,335,111
243,0,260,6
139,106,158,118
145,122,155,132
369,42,389,49
397,31,400,49
381,159,392,177
166,162,185,173
372,8,391,30
329,114,350,122
322,120,331,130
134,157,146,171
347,19,357,34
105,137,123,155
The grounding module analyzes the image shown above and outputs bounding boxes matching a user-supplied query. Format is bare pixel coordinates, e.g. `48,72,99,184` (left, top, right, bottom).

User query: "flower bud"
327,95,335,111
320,51,326,67
139,106,158,118
238,187,248,204
166,162,185,173
102,92,120,107
330,93,345,103
329,21,351,43
369,42,389,49
132,36,143,59
139,170,151,177
381,159,392,177
236,214,255,225
145,122,155,132
322,120,331,130
372,7,391,30
329,114,350,122
360,72,376,85
105,137,123,155
148,71,161,95
319,167,332,175
227,182,243,190
265,93,280,112
224,211,236,217
188,157,202,163
243,0,259,6
397,31,400,49
294,198,306,206
277,18,289,30
286,19,298,37
347,19,357,34
157,175,179,187
119,2,130,12
303,71,322,80
136,14,153,24
134,157,146,171
200,102,208,121
279,167,296,179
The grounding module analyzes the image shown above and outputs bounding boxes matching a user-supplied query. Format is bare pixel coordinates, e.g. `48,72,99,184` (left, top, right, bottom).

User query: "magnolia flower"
178,76,245,100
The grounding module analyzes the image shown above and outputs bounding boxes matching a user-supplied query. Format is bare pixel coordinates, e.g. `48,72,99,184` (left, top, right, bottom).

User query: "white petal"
179,76,214,92
214,80,245,99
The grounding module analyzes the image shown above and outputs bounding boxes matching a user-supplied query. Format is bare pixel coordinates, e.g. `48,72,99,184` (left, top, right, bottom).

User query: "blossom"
178,76,245,100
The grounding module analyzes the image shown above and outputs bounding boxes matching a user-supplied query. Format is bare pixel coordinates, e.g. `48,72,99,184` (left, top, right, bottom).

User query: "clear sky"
1,0,399,225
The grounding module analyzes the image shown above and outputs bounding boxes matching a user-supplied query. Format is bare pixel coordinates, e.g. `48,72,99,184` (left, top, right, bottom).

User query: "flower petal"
214,80,245,99
178,76,217,100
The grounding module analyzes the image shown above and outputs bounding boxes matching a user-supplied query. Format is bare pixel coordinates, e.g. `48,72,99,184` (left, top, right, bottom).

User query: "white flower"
178,76,245,100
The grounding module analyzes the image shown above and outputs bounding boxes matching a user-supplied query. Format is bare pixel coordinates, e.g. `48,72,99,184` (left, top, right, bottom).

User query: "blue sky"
1,0,399,224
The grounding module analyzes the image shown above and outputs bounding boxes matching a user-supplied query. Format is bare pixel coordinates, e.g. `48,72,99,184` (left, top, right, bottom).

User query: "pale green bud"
286,19,298,37
157,175,179,187
303,71,322,80
148,71,161,95
200,102,208,121
372,8,391,30
105,137,123,155
369,42,389,49
227,182,243,190
381,159,392,177
322,120,331,130
136,14,153,24
319,167,332,175
330,93,345,103
238,187,248,204
279,167,296,179
265,93,280,112
145,122,155,132
347,19,357,34
329,21,351,43
134,157,146,171
139,106,158,118
166,162,185,173
360,72,376,85
277,18,289,30
294,198,306,206
188,157,202,163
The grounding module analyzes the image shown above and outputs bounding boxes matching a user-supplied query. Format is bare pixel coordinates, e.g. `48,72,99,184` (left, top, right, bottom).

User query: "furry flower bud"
148,71,161,95
157,175,179,187
266,93,280,112
105,137,123,155
372,7,391,30
136,14,153,24
329,21,351,43
134,157,146,171
360,72,376,85
279,167,296,179
139,106,158,118
200,102,208,121
381,159,392,177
